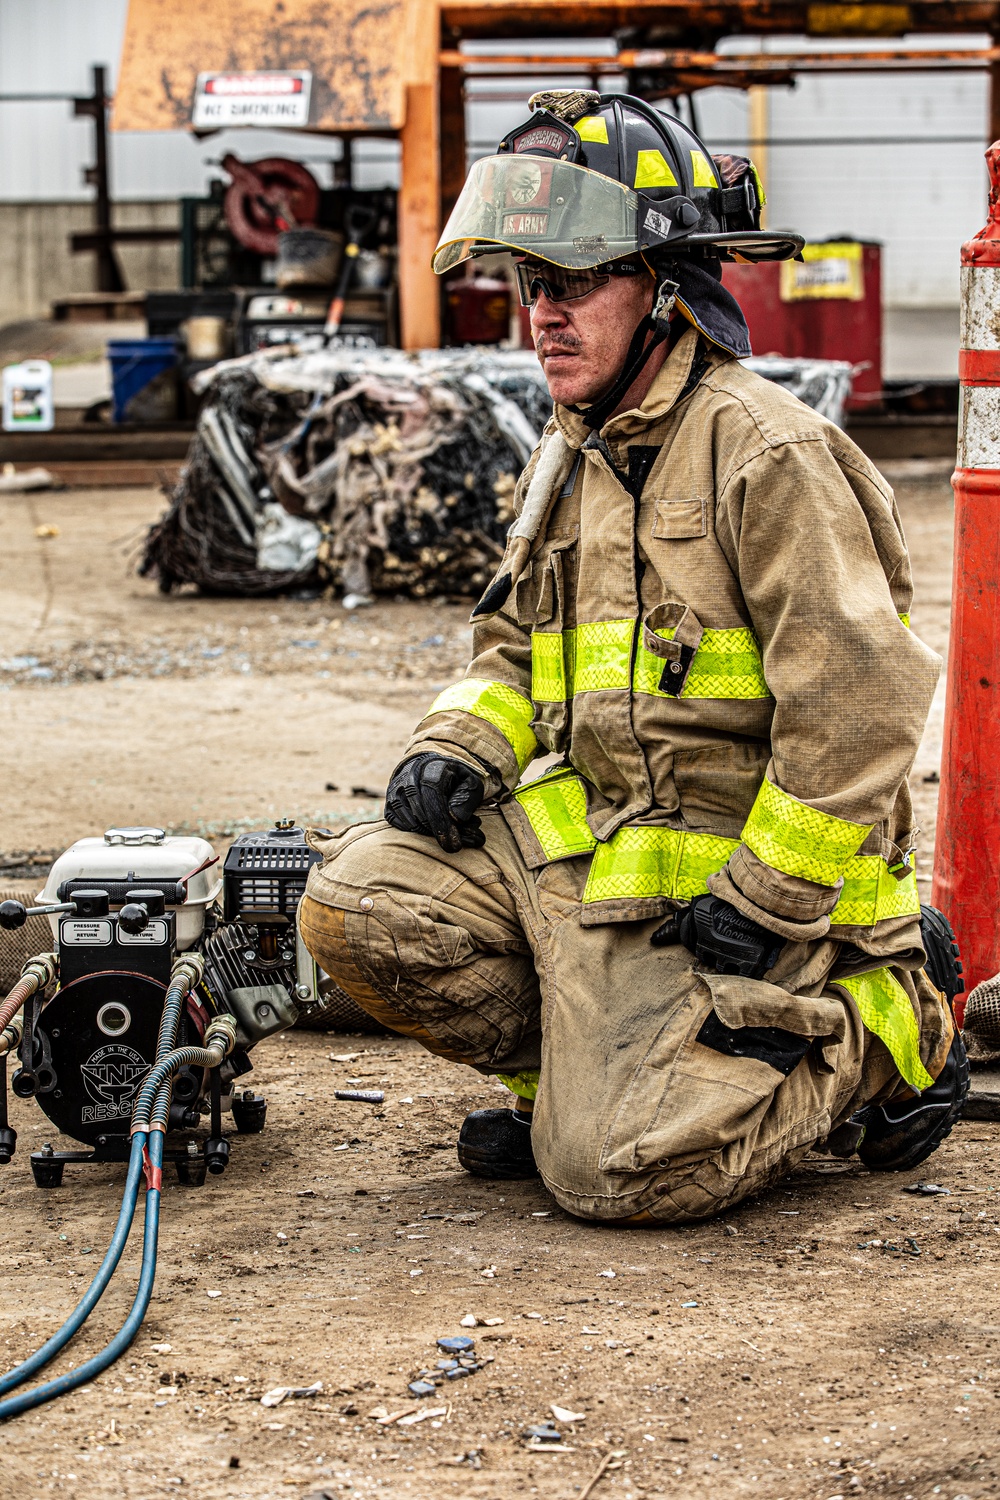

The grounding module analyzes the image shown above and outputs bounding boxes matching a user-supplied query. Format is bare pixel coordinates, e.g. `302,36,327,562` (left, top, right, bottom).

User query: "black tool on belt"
651,893,783,980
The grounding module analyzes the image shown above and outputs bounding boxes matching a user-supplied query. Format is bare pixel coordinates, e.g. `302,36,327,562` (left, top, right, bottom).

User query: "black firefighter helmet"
433,88,804,276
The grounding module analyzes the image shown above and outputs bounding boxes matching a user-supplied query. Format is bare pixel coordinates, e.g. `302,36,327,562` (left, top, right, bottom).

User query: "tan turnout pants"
300,811,951,1224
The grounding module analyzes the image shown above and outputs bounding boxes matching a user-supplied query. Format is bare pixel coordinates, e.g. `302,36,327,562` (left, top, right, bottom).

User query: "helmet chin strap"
565,276,679,431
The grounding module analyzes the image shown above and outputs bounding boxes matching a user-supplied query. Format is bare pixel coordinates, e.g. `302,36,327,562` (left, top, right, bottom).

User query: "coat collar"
551,326,728,449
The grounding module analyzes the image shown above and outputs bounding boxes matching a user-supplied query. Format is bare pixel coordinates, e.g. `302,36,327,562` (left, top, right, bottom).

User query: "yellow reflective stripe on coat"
495,1069,539,1100
531,632,568,704
513,771,914,926
513,769,597,860
530,621,770,703
531,623,633,702
837,969,934,1093
583,825,739,903
575,620,633,691
742,778,873,886
633,625,770,700
427,679,537,773
829,855,920,927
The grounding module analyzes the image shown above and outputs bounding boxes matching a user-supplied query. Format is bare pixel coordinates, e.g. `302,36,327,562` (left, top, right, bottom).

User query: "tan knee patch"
299,896,473,1066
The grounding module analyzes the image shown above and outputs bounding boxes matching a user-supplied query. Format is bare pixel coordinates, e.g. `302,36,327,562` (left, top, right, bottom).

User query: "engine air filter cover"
223,823,322,925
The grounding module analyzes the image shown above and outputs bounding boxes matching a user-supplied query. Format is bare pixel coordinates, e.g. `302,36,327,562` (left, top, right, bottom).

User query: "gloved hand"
384,753,487,853
651,893,783,980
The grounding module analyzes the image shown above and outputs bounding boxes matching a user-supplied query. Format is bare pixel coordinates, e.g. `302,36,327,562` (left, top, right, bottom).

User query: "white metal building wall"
0,3,990,311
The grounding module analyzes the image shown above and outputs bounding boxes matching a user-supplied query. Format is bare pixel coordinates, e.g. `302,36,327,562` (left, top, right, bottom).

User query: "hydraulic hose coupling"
21,953,57,990
203,1013,238,1058
0,953,57,1033
0,1018,23,1059
170,953,205,992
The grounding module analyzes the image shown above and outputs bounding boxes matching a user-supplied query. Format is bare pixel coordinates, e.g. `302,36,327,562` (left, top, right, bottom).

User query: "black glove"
651,893,783,980
384,753,486,853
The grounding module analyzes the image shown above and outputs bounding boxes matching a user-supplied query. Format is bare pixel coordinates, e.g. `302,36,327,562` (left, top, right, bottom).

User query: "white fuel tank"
37,827,222,949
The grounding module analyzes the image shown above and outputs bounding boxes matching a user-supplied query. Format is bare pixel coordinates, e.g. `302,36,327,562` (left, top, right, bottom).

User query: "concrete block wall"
0,200,181,326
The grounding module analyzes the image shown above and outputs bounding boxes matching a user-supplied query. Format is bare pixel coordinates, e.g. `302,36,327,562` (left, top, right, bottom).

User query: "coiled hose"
0,960,237,1422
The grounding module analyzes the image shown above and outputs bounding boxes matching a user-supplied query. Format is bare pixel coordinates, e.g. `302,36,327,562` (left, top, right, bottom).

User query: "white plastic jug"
2,360,54,432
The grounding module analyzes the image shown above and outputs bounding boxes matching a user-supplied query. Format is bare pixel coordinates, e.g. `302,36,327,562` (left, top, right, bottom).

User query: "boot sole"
456,1141,539,1180
861,1038,971,1173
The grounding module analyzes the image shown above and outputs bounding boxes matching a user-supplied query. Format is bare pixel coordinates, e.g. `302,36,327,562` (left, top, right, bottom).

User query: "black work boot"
457,1107,538,1179
855,1030,970,1172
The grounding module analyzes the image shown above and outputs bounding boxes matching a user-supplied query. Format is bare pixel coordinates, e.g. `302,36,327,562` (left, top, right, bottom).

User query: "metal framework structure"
114,0,1000,348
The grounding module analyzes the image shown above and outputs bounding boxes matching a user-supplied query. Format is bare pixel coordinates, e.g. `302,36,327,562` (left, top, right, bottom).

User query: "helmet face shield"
433,155,640,274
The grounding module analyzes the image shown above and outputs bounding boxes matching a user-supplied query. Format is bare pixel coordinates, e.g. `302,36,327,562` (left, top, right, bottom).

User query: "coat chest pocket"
651,496,707,540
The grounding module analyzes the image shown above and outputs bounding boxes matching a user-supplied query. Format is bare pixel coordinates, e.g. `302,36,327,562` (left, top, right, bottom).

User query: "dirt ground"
3,465,999,1500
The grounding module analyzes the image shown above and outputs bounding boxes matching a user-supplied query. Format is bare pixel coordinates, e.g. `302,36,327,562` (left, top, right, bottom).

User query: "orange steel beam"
439,2,1000,40
399,0,441,349
440,47,1000,72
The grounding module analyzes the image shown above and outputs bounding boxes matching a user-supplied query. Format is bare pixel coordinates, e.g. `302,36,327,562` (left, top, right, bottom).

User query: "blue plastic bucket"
107,337,179,424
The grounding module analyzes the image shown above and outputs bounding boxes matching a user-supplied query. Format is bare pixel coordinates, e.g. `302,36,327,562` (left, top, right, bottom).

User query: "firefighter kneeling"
300,90,968,1223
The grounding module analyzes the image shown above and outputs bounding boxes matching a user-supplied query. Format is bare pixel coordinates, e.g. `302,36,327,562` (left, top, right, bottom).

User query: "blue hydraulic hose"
0,964,205,1419
0,1134,145,1398
0,966,195,1402
0,1131,164,1422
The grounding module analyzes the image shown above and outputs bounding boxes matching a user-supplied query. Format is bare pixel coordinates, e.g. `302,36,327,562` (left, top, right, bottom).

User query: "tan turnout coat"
404,326,940,954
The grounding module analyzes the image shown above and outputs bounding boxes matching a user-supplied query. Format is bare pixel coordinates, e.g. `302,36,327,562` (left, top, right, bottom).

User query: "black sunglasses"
514,258,649,307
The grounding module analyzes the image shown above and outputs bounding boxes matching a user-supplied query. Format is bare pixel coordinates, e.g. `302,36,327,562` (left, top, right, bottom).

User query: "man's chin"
541,359,598,407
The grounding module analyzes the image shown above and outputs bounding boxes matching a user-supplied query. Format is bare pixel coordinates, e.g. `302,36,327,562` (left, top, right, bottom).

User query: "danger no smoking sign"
192,71,312,129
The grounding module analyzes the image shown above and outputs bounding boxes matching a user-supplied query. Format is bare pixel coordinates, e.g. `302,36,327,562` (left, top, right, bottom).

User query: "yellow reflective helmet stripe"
690,149,719,187
837,969,934,1093
742,778,873,886
634,148,678,189
633,625,770,700
495,1069,539,1100
749,160,766,208
583,825,739,903
576,115,609,144
427,678,537,773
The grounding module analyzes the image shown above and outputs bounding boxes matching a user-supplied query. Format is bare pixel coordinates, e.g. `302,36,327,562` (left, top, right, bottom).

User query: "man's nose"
530,290,568,334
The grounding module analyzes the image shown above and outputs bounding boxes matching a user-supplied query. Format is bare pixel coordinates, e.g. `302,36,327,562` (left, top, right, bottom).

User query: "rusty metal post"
399,0,441,350
73,64,125,293
991,35,1000,145
439,64,466,227
931,141,1000,1014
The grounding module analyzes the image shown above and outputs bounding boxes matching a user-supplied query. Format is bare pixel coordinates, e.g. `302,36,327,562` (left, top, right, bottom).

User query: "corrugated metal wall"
0,4,990,319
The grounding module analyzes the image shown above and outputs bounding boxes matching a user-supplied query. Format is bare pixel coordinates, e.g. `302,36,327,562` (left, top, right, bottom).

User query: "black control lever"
0,900,76,931
118,889,166,936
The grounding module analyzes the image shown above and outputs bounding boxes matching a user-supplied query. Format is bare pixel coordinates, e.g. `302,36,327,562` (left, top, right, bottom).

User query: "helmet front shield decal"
432,155,640,273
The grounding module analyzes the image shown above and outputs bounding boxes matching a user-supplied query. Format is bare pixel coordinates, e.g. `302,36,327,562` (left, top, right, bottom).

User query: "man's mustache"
536,334,582,357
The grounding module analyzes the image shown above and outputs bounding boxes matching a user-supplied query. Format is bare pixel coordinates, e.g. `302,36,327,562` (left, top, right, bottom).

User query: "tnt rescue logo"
80,1044,149,1125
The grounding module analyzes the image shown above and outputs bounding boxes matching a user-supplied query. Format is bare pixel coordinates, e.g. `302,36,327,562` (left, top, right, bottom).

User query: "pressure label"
117,919,169,945
60,919,112,946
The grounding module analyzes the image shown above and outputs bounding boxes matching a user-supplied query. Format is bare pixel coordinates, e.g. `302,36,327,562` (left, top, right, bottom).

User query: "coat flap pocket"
642,601,703,659
701,972,848,1043
641,603,704,694
652,496,707,540
514,529,578,626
